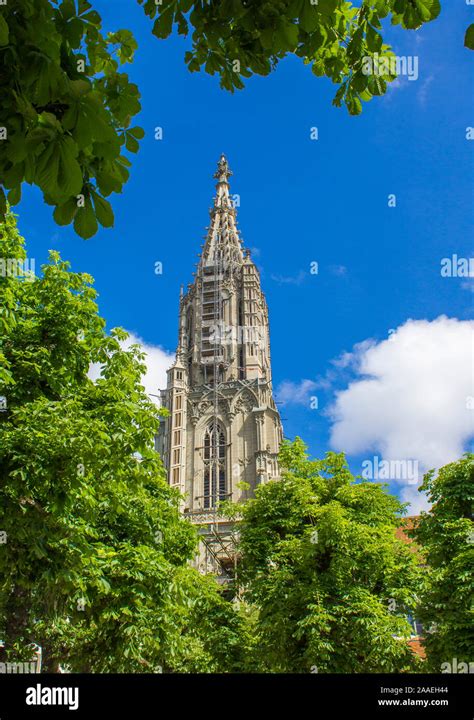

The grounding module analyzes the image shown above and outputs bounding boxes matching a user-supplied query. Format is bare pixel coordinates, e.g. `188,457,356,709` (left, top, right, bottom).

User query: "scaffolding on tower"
196,184,241,582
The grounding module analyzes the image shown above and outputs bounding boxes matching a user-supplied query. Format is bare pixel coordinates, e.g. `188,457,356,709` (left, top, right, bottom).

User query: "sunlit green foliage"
0,1,142,237
237,438,424,672
140,0,441,113
0,1,447,238
0,212,246,672
412,455,474,672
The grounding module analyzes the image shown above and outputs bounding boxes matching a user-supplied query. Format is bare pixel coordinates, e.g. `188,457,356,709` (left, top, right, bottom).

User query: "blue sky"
16,2,473,510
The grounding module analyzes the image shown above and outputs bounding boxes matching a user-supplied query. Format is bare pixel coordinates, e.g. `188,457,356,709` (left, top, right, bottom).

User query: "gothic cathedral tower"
157,155,283,574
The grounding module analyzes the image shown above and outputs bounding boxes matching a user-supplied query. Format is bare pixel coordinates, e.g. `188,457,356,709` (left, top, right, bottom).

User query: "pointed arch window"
203,422,226,509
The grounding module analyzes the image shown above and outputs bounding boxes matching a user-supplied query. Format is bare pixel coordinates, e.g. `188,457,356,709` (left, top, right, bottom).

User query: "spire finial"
214,153,232,184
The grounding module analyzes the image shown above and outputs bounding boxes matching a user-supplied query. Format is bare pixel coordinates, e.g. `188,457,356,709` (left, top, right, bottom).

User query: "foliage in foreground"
0,211,471,673
236,438,424,673
0,1,454,237
0,0,142,237
143,0,442,110
0,212,246,672
411,454,474,673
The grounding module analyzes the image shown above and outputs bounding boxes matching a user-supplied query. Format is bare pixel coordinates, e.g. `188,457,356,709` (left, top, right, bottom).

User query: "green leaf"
78,0,92,14
74,196,98,238
260,28,274,51
464,24,474,51
351,72,368,93
92,137,121,160
0,14,9,46
367,75,386,96
300,3,320,33
98,577,111,592
415,0,441,22
394,0,440,30
60,0,77,22
306,25,327,53
53,197,78,226
65,18,84,49
128,126,145,140
288,0,305,14
332,84,346,107
359,88,373,102
366,25,382,53
96,167,121,196
7,185,21,207
346,94,362,115
275,21,299,52
36,142,60,195
317,0,339,15
312,59,326,77
4,161,25,189
82,10,102,26
57,136,84,198
91,191,114,228
125,133,139,153
69,79,92,97
153,8,174,39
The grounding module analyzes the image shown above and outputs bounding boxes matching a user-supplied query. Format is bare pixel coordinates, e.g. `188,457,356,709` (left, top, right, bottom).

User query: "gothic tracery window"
203,422,226,509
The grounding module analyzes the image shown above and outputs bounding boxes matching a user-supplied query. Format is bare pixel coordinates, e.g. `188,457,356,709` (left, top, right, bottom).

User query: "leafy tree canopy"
142,0,442,113
0,214,471,673
236,438,424,672
0,211,246,672
0,1,142,238
411,455,474,672
0,1,451,238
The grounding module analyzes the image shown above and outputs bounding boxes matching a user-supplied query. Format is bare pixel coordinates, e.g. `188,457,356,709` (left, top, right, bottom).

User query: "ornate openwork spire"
214,153,233,184
198,154,243,269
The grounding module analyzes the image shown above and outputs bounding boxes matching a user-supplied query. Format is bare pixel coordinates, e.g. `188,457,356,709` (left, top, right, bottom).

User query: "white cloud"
417,74,434,107
399,485,430,515
275,379,318,407
329,317,474,510
382,76,407,103
329,264,347,276
271,270,307,286
89,331,174,404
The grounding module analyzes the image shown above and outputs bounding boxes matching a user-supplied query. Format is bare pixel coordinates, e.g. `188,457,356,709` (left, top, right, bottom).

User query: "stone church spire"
156,156,283,577
199,154,244,270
